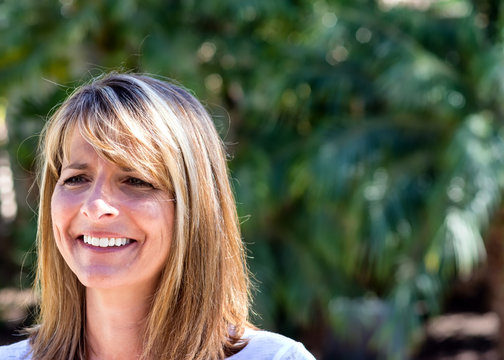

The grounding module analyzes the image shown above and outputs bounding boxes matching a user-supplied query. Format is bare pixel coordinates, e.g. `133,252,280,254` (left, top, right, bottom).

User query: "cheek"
126,197,174,225
51,188,81,236
134,199,175,246
50,190,75,266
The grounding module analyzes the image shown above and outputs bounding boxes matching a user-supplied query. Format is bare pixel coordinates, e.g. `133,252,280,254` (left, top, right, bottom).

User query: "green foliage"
2,0,504,358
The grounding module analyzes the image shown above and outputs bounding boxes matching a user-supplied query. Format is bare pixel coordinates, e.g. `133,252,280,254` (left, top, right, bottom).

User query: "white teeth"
83,235,131,248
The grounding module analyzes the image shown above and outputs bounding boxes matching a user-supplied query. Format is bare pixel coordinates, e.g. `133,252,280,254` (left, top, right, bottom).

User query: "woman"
0,73,315,359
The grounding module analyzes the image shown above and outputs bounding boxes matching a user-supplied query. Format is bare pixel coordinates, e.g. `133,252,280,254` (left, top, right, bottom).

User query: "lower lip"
78,238,137,252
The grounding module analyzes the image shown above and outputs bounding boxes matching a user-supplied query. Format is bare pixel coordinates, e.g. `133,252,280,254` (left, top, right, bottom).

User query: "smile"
82,235,132,248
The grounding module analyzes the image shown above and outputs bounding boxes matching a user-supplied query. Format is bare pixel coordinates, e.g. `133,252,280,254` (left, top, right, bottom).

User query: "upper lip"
77,232,137,241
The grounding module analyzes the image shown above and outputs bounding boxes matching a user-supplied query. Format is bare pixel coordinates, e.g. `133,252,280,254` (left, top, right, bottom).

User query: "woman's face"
51,129,174,291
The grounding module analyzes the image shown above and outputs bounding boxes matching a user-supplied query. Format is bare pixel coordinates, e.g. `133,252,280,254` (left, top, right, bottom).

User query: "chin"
74,268,129,289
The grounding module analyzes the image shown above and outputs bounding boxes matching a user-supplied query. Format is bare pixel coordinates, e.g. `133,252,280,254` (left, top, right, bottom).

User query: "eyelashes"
63,175,87,185
123,177,154,188
62,175,154,189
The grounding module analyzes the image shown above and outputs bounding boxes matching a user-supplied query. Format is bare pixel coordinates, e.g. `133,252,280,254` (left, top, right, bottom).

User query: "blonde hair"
30,73,251,359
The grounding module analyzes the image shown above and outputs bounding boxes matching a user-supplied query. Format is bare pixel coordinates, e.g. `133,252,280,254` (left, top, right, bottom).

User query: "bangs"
49,84,175,193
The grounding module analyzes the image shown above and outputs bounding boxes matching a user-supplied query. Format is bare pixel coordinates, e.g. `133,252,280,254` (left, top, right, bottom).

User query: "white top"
230,329,315,360
0,329,316,360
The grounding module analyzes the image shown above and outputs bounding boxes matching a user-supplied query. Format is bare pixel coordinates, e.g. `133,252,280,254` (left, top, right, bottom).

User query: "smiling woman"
0,73,315,360
51,129,175,292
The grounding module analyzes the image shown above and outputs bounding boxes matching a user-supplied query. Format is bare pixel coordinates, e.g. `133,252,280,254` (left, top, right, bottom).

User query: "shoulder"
228,328,316,360
0,339,32,360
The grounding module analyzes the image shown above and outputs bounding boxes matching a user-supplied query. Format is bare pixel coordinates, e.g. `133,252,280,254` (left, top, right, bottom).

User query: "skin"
51,129,175,359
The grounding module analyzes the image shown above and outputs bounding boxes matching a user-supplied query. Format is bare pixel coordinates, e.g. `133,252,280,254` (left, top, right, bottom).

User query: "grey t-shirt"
0,329,315,359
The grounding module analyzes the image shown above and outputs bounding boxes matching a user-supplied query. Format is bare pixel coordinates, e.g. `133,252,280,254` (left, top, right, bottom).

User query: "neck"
85,285,154,360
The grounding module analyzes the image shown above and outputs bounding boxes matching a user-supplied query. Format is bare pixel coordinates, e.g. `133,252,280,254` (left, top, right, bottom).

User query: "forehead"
62,128,95,162
60,128,124,171
58,127,163,187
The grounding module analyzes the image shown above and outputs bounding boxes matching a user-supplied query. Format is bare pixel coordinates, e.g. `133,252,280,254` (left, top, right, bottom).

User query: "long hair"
30,73,251,359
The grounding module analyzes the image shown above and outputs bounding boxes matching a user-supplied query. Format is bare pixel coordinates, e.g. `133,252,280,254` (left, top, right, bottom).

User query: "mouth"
77,235,136,248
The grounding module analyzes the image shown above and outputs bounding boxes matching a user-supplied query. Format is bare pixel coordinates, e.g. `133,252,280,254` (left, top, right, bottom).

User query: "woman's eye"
125,177,153,188
62,175,86,186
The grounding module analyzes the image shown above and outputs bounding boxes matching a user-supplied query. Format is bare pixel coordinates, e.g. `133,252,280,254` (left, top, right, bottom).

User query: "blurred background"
1,0,504,358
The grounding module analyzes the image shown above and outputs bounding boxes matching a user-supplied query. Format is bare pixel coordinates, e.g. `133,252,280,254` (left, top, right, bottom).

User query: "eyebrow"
62,162,89,171
62,162,135,172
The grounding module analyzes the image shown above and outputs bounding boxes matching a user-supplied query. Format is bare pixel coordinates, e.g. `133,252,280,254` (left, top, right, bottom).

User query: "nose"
80,180,119,221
